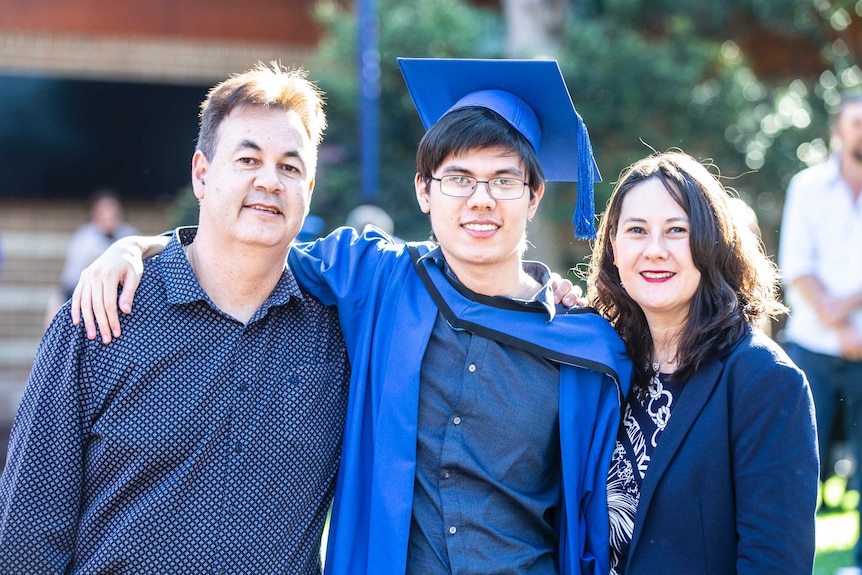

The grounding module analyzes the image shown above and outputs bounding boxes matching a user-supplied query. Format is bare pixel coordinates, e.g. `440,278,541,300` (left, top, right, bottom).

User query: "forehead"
216,105,311,150
439,145,525,168
620,178,685,217
838,101,862,123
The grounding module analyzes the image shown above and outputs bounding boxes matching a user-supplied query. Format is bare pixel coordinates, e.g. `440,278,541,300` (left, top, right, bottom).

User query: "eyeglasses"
430,175,528,200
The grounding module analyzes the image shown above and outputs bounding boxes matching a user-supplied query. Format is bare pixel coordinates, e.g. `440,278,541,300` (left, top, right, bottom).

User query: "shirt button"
233,443,243,453
468,364,476,373
453,416,461,425
238,383,248,392
449,526,457,535
228,505,237,515
441,469,451,479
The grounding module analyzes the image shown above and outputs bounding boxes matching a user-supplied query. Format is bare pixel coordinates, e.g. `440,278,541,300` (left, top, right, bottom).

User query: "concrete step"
2,231,71,257
0,198,171,234
1,231,93,286
0,306,49,340
0,285,56,312
0,337,40,366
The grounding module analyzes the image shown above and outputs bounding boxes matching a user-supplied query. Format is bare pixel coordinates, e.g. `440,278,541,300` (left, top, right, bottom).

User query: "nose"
643,233,668,259
466,180,496,208
254,164,285,193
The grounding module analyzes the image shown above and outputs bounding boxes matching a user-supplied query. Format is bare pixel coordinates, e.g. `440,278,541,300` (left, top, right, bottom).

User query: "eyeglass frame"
429,174,531,200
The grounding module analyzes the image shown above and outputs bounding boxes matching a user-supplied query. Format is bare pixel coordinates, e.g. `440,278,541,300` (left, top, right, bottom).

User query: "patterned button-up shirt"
0,228,350,575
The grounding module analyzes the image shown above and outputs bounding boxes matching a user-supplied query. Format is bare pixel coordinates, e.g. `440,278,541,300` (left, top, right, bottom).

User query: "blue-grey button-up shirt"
407,250,562,574
0,229,350,574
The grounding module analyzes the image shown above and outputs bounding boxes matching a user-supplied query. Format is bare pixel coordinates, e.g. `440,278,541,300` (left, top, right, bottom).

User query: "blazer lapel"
625,356,725,563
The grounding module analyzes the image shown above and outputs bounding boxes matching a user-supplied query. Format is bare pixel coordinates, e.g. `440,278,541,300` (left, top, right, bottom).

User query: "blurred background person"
60,189,139,301
779,92,862,574
44,188,138,326
345,203,401,241
297,214,326,243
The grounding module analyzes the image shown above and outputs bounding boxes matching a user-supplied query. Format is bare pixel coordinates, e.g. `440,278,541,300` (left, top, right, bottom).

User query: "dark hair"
587,151,786,385
415,106,545,197
89,187,121,205
197,61,326,168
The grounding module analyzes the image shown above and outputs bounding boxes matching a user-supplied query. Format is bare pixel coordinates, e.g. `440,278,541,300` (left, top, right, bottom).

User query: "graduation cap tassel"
572,112,598,241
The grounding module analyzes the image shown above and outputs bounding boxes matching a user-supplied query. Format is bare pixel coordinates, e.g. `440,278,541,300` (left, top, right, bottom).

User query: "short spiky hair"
196,61,327,164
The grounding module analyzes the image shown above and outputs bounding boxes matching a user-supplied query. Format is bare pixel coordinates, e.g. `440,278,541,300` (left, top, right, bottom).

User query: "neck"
446,259,540,300
185,228,290,323
649,324,681,373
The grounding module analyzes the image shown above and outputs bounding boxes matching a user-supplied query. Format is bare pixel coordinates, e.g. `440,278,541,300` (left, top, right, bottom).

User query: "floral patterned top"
607,372,686,574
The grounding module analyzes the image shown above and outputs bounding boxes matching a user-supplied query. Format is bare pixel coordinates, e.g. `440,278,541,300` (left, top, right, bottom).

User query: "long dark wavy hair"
586,151,787,387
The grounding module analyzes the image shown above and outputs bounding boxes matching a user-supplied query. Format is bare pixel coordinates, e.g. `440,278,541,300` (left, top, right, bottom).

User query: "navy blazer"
623,329,819,574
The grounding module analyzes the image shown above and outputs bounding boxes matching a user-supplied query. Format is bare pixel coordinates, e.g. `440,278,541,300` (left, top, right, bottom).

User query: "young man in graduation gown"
71,59,632,575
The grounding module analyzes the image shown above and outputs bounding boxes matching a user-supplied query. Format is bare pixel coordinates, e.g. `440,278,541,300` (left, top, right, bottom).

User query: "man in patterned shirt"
0,62,350,574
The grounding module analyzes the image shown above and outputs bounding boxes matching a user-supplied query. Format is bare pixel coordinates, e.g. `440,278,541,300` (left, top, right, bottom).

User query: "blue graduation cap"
397,57,601,239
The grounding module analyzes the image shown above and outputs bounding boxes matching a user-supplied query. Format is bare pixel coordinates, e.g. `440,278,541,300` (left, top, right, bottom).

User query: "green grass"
815,476,859,574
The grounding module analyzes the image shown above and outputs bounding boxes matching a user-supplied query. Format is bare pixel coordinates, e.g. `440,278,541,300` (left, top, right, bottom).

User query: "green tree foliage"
574,0,861,245
310,0,860,259
310,0,503,239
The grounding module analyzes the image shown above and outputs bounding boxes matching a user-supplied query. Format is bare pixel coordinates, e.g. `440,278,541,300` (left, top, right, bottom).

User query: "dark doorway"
0,74,207,200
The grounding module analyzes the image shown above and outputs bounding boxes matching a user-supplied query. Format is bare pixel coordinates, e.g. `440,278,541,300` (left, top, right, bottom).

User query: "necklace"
651,353,678,374
649,362,661,390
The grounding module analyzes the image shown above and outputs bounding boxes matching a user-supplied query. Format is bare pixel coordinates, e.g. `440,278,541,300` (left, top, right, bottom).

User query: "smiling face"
610,177,702,328
192,105,315,251
415,145,544,281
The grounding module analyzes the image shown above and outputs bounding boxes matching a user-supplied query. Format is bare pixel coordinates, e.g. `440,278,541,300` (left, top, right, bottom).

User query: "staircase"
0,197,170,464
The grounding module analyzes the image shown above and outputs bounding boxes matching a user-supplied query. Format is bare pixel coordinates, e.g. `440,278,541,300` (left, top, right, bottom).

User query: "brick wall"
0,31,317,84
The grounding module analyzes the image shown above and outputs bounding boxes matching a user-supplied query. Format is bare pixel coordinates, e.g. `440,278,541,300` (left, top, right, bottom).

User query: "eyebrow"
236,139,306,168
438,163,525,177
620,215,689,225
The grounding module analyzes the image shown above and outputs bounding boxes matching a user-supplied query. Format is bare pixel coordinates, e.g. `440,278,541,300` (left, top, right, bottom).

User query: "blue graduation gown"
288,227,633,575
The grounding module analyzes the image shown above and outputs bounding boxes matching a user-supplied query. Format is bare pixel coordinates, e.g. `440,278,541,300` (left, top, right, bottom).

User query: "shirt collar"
418,245,557,320
824,153,843,185
156,227,304,318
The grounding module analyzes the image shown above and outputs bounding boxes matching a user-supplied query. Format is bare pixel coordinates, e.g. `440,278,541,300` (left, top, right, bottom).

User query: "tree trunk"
502,0,570,57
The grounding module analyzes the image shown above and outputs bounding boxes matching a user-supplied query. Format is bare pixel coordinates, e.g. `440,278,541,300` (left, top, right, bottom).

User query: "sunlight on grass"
815,475,858,574
824,475,858,510
818,511,859,552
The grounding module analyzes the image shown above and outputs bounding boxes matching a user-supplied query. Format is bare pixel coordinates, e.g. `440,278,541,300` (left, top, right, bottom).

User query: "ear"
527,181,545,220
191,150,209,200
415,173,431,214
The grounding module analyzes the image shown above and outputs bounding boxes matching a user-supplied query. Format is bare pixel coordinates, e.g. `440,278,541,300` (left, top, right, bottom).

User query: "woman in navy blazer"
587,151,819,574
